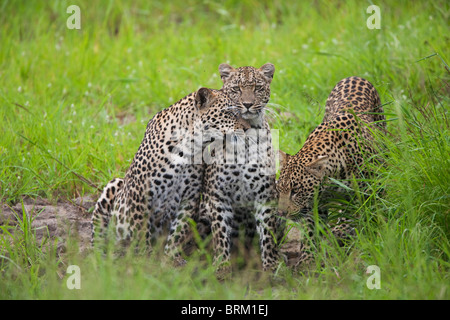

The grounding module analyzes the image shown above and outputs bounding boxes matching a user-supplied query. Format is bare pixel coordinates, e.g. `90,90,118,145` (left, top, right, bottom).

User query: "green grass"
0,0,449,299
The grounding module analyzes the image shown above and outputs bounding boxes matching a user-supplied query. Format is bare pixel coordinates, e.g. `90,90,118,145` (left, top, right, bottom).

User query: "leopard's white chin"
241,111,260,120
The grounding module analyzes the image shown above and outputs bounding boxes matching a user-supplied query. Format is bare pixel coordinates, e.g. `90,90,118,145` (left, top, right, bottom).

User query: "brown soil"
0,196,95,253
0,196,301,266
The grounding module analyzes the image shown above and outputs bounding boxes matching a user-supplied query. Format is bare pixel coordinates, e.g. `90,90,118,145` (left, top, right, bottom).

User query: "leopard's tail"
91,178,124,246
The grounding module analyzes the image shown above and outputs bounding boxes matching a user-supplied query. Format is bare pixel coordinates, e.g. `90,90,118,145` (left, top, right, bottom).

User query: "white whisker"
266,102,289,111
262,106,283,123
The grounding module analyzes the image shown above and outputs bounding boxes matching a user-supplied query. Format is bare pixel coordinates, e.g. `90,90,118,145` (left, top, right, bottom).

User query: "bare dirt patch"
0,196,95,253
0,196,303,267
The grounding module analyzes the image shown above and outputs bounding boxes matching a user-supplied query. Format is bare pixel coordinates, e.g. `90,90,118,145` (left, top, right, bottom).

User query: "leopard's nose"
243,102,253,110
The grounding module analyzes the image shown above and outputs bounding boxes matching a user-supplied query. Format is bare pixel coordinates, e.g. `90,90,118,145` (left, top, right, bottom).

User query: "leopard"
276,76,386,269
91,87,251,262
196,63,283,274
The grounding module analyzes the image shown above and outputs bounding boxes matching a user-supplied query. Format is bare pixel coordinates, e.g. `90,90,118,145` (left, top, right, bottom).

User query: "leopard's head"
276,151,330,218
170,88,250,165
219,63,275,125
193,87,250,146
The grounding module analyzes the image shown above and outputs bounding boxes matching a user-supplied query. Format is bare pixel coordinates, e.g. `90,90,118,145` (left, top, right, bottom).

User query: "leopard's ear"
195,87,214,111
305,155,328,179
278,150,291,170
259,63,275,81
219,63,235,82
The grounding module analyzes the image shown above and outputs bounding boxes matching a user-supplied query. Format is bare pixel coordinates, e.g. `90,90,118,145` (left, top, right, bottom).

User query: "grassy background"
0,0,449,299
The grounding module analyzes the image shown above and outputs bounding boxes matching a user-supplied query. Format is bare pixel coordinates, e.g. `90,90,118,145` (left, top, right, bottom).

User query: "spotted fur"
91,88,250,261
277,76,385,268
323,76,386,131
198,63,282,273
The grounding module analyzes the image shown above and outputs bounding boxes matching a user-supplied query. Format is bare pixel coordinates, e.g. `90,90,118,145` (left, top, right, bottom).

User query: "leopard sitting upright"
91,87,250,261
197,63,283,273
277,76,386,268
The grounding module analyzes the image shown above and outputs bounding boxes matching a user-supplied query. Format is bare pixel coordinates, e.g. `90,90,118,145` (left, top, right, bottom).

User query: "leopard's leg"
289,216,355,270
226,207,256,267
111,185,153,254
91,178,124,247
330,217,355,246
240,208,256,252
202,193,234,277
284,213,352,270
254,203,280,271
292,215,317,267
280,213,322,270
164,199,199,266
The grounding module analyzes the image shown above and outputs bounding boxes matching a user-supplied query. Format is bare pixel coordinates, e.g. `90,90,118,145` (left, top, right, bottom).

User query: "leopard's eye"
290,191,297,200
231,86,240,93
255,84,265,91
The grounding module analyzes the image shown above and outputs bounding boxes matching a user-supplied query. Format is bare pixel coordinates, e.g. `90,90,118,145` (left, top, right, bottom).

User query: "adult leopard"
91,87,250,263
